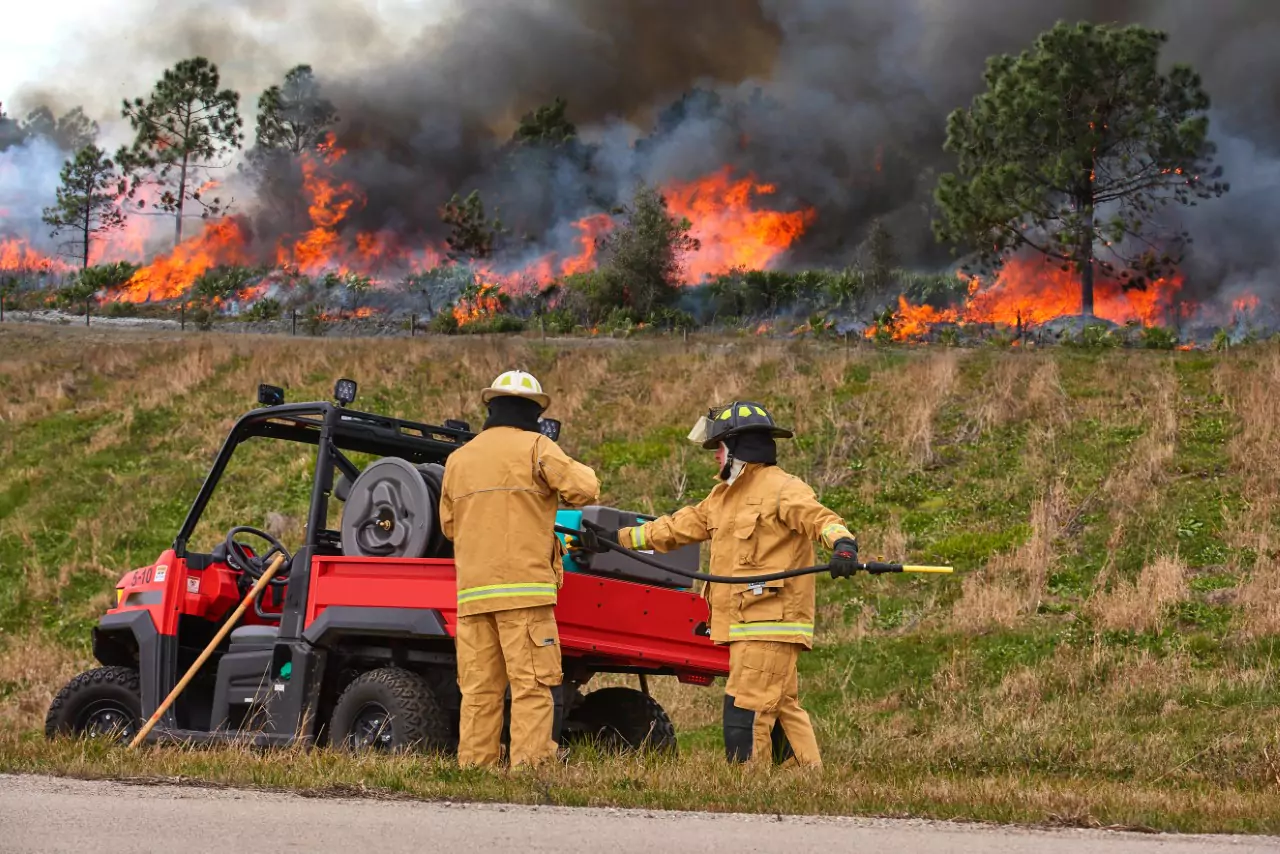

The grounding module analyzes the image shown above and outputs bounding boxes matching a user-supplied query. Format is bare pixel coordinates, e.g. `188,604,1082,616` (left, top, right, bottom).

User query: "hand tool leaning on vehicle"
570,401,950,770
439,370,600,769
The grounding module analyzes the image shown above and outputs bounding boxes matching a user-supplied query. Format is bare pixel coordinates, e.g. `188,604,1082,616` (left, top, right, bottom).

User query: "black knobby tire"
44,666,142,743
328,667,450,753
567,686,677,755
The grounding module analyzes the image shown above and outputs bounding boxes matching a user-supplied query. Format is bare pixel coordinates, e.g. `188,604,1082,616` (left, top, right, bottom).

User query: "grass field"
2,322,1279,833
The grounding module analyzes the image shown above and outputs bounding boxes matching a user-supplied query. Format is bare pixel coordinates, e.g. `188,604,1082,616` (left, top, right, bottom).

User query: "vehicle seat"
228,624,279,650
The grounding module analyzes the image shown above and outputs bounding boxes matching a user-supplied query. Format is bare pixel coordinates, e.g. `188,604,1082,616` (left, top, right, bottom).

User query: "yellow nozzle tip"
902,565,954,573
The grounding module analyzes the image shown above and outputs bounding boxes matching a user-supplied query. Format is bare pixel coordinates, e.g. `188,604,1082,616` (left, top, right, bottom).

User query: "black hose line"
552,524,907,583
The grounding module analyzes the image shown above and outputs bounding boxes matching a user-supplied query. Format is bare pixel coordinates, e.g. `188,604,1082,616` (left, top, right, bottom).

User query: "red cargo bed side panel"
305,557,728,675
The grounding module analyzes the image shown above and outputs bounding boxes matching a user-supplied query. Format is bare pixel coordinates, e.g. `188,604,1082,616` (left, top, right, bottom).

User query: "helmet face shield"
686,415,713,446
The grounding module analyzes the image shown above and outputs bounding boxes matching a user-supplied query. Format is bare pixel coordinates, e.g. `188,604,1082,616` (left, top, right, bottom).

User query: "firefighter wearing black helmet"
581,401,859,769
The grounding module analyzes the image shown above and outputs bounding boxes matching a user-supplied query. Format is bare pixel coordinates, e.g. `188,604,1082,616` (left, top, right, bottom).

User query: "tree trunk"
175,150,189,246
1078,202,1096,318
82,195,91,270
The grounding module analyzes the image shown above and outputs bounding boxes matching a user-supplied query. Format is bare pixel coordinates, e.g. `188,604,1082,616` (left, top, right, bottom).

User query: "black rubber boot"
771,720,795,764
723,694,755,762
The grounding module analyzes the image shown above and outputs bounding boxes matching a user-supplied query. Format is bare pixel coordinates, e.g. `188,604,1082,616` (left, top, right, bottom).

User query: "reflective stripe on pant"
724,639,821,768
455,604,563,768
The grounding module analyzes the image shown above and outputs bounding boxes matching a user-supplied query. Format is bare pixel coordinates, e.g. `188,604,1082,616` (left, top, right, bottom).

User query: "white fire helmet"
481,370,551,410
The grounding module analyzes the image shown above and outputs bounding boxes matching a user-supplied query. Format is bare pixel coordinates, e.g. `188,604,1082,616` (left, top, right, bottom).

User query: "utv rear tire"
566,686,677,755
329,667,449,753
44,666,142,743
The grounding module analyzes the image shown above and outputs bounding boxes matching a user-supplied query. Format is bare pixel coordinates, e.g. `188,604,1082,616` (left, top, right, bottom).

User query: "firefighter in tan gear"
439,370,600,768
580,402,858,768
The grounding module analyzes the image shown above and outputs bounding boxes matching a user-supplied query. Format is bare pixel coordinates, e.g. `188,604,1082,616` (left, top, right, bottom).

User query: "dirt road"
1,775,1275,854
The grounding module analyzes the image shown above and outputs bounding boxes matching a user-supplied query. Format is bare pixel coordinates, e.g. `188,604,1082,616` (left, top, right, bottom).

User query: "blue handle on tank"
555,509,584,574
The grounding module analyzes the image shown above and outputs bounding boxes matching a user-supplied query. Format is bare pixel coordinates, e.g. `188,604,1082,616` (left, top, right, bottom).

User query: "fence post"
292,310,297,336
180,302,185,332
411,313,416,337
85,301,90,327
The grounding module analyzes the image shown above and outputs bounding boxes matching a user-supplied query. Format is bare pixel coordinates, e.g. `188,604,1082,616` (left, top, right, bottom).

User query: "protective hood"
482,395,543,432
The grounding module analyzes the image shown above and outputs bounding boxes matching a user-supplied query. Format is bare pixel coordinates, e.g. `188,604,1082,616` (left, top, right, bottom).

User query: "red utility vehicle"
46,380,725,753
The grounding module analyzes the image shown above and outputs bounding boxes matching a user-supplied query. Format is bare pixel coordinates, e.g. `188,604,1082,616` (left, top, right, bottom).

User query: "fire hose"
553,524,952,583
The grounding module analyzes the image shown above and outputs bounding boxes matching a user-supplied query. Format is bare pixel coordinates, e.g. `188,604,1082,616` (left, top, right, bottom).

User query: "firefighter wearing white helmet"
577,401,858,769
439,370,599,768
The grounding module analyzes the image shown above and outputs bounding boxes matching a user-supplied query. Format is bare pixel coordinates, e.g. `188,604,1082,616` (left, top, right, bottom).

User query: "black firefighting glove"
576,519,620,555
828,537,861,579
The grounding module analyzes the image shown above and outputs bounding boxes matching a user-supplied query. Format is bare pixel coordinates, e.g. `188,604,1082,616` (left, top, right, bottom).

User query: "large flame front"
0,239,75,277
868,256,1188,341
115,218,252,303
664,167,816,280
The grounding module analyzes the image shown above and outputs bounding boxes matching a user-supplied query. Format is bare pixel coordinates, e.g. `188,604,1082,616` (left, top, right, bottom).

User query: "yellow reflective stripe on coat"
729,621,815,638
457,582,558,604
822,523,851,543
634,525,648,550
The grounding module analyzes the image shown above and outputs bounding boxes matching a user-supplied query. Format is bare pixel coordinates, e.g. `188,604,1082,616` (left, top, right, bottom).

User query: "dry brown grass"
950,486,1065,631
891,350,961,465
0,630,90,731
1090,554,1188,633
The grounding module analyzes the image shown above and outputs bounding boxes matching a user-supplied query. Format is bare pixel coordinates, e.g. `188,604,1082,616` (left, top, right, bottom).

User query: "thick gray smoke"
4,0,1279,309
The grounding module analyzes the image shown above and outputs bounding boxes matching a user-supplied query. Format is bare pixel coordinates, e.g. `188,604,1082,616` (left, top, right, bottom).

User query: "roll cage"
172,401,477,559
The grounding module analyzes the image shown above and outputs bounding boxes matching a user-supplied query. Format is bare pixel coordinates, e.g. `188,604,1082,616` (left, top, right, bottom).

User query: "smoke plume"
3,0,1279,308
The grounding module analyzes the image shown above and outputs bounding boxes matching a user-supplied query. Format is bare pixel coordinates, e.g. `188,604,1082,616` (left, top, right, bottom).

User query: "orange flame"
277,134,367,275
662,167,816,281
453,281,503,326
114,218,252,303
868,256,1186,342
0,239,75,276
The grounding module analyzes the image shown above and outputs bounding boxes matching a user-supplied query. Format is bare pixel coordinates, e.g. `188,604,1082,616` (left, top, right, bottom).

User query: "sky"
1,0,454,143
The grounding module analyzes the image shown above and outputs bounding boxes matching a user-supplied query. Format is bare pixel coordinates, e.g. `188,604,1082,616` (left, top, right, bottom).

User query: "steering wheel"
224,527,295,622
225,526,293,586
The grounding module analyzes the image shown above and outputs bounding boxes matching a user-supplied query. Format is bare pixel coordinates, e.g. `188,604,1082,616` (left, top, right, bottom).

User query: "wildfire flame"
663,167,816,280
114,218,252,303
0,238,74,276
867,256,1188,342
453,282,503,326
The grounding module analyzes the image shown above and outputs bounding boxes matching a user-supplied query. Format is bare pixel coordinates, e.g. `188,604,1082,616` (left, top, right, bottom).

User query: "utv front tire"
566,686,677,755
329,667,449,753
44,666,142,743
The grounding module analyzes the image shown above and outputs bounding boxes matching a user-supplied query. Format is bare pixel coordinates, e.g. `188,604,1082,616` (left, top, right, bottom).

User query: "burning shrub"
428,310,459,335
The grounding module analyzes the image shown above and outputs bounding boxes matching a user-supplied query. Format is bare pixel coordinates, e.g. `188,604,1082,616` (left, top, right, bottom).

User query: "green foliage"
934,21,1228,316
75,262,139,294
557,270,625,325
646,306,696,331
428,310,459,334
19,105,98,152
441,191,505,262
541,308,578,335
1068,322,1121,349
303,302,328,336
41,146,127,269
54,276,98,316
243,297,282,322
512,97,576,147
191,265,260,312
457,313,526,335
596,182,700,318
251,65,337,155
1140,325,1179,350
863,218,897,292
1212,329,1232,352
117,57,244,243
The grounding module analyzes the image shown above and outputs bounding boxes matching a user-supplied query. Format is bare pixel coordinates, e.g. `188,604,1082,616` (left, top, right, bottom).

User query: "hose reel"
339,457,448,558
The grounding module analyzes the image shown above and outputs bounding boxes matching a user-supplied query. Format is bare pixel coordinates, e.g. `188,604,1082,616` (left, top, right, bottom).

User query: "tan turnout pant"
725,640,821,768
455,604,562,768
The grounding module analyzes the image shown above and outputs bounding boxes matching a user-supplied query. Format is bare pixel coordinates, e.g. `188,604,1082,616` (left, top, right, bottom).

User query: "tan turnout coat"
440,426,600,617
619,463,851,647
